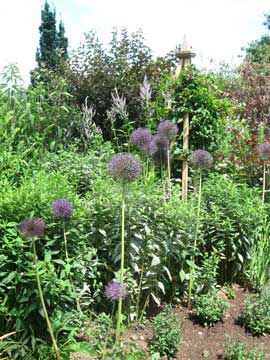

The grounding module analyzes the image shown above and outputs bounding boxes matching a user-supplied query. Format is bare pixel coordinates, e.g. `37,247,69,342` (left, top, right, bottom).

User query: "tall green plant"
18,217,61,360
188,150,213,309
108,153,141,340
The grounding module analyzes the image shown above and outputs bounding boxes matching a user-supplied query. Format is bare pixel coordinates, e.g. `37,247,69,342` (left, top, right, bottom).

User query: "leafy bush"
42,143,113,195
238,293,270,335
87,177,197,314
193,293,230,326
0,170,101,358
150,305,182,357
201,173,265,282
224,340,266,360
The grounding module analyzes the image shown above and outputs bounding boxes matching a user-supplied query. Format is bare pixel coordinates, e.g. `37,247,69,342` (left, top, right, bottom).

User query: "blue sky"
0,0,269,82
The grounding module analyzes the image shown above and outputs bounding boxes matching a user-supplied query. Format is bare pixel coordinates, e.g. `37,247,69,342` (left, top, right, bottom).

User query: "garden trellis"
175,36,196,201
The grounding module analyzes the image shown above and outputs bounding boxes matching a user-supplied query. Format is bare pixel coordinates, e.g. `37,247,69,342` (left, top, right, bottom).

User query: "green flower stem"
167,148,171,199
262,160,266,204
188,170,202,310
63,221,82,313
135,260,145,324
116,183,126,340
63,220,69,261
32,239,61,360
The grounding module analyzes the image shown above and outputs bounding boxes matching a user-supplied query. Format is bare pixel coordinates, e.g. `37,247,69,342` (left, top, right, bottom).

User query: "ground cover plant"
2,6,270,359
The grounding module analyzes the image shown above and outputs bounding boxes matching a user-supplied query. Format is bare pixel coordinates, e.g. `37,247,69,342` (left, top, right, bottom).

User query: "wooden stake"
175,36,196,201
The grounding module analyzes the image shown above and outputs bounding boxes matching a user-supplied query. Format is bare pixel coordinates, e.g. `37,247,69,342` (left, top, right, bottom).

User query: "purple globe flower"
51,199,73,219
189,150,213,170
141,139,158,156
108,153,141,182
104,280,127,302
255,143,270,161
131,128,153,149
18,217,46,238
157,120,178,142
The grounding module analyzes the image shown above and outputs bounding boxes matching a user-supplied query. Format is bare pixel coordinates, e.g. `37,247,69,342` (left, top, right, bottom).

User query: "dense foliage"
2,11,270,357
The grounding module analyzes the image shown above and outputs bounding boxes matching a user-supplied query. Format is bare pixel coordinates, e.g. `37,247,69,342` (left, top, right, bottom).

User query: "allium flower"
189,150,213,170
141,139,158,156
131,128,153,150
18,217,46,238
51,199,73,219
255,143,270,161
104,280,127,302
108,153,141,182
157,120,178,141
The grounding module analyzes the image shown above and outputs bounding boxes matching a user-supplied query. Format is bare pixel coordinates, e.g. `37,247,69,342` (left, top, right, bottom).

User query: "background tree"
32,1,68,85
36,1,58,69
67,28,176,139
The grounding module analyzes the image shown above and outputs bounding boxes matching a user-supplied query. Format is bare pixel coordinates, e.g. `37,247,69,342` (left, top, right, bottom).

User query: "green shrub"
193,293,230,326
87,177,197,314
0,170,101,358
150,305,182,358
42,143,113,195
201,173,265,283
224,340,266,360
238,293,270,335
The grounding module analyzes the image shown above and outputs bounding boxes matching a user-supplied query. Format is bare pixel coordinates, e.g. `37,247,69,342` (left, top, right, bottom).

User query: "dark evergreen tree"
36,1,58,68
57,20,68,60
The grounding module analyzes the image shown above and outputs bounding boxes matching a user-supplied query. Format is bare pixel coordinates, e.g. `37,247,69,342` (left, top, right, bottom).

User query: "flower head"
157,120,178,142
189,150,213,170
109,153,141,182
131,128,153,150
51,199,73,219
18,217,46,238
104,280,127,302
255,143,270,161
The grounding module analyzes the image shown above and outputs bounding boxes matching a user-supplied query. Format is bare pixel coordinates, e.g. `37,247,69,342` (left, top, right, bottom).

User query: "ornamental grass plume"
104,280,127,302
255,143,270,203
108,153,141,340
18,217,61,360
188,149,213,310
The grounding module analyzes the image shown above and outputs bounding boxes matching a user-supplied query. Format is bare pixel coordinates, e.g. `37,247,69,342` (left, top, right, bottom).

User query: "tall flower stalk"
188,150,213,310
255,143,270,204
18,218,61,360
109,153,141,340
51,199,81,312
156,120,178,199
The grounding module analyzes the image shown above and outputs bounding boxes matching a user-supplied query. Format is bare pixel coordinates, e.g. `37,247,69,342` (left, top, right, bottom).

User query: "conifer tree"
57,20,68,60
36,1,58,69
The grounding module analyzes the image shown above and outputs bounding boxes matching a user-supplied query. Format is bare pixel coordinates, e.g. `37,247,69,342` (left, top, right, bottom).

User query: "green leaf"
179,269,185,282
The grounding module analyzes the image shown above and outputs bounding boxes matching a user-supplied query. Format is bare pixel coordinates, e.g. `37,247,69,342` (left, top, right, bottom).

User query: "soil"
71,285,270,360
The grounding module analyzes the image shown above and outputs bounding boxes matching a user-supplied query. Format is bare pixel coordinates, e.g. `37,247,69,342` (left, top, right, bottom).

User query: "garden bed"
71,285,270,359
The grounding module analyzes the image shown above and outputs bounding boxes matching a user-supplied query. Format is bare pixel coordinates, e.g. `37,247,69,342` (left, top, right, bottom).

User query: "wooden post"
175,36,196,201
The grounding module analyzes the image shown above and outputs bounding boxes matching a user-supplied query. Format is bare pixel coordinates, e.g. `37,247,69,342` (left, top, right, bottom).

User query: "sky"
0,0,269,82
